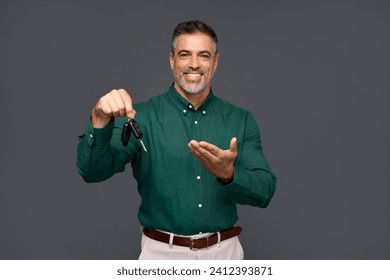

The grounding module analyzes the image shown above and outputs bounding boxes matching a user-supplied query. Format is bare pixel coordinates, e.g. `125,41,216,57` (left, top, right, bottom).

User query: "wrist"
91,108,112,128
218,173,234,185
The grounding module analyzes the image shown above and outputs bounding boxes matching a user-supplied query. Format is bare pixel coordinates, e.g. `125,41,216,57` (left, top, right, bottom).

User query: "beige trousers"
138,230,244,260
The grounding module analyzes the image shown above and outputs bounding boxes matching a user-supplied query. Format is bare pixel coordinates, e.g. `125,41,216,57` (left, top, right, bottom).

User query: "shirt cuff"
219,167,248,195
84,117,115,146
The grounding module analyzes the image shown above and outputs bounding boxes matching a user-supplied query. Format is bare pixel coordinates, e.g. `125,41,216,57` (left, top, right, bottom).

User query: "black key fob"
128,118,143,139
121,120,131,146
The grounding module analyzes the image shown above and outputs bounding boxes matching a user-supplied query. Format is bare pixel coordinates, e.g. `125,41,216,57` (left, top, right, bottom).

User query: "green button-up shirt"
77,84,276,235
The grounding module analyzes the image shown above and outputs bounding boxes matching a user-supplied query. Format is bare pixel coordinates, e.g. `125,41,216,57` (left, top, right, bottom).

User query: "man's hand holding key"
92,89,136,128
91,89,147,152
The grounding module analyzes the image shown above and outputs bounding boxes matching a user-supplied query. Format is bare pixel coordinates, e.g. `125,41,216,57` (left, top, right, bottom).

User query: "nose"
188,56,200,69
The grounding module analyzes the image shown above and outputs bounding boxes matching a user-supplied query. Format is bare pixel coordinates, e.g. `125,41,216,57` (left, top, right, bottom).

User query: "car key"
128,118,147,152
121,118,147,152
121,120,131,146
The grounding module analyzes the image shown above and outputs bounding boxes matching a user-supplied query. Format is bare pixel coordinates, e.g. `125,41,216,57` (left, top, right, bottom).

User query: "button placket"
193,108,205,127
196,173,203,209
187,104,206,221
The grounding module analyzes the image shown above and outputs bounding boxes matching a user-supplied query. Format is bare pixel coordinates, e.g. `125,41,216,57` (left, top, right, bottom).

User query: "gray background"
0,0,389,259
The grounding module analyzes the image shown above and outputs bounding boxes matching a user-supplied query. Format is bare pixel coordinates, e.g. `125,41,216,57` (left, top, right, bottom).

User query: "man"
77,20,276,260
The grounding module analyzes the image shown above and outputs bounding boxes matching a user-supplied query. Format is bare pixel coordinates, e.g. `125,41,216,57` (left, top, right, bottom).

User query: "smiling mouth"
186,73,202,78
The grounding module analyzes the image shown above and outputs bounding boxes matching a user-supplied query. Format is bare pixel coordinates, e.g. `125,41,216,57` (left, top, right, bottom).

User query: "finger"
198,141,222,156
189,146,213,170
110,89,126,117
110,91,125,117
189,140,205,158
101,93,119,116
188,140,198,147
189,140,216,161
229,137,238,155
117,89,135,119
96,99,113,117
188,140,202,157
107,99,120,117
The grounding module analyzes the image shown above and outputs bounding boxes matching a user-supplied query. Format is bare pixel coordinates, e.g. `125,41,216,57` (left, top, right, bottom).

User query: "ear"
169,52,174,70
213,53,219,73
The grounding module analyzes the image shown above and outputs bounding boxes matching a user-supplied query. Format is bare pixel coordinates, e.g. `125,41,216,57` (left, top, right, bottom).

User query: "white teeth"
187,73,201,77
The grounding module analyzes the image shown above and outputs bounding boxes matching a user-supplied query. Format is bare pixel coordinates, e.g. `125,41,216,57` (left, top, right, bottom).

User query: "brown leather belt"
143,226,242,250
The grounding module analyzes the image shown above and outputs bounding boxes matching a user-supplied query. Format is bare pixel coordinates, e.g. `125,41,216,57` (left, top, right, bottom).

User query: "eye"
179,52,190,58
199,53,211,60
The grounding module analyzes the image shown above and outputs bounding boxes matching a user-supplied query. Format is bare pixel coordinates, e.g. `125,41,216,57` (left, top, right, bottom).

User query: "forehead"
174,32,215,53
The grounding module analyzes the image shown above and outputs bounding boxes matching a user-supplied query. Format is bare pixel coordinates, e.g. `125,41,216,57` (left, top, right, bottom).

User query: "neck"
173,82,210,109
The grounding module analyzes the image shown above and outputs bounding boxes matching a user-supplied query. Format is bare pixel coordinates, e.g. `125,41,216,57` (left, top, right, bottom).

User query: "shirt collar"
167,83,215,112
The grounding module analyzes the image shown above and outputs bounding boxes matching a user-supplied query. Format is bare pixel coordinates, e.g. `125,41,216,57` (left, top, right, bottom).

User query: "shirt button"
188,104,193,109
183,109,187,114
196,176,201,180
202,111,206,115
89,134,93,138
194,121,198,125
198,204,203,208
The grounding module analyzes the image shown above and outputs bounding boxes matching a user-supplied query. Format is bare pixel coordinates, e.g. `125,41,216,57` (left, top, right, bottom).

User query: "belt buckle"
189,236,209,251
189,237,197,251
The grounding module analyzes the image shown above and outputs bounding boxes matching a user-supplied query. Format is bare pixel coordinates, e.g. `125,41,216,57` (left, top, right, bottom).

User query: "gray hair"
171,20,218,54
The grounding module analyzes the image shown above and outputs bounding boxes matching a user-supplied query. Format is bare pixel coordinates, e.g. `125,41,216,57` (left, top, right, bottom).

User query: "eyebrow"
177,50,212,55
199,51,212,56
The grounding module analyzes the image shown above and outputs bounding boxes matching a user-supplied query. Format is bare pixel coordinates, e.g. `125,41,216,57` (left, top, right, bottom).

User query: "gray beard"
173,72,207,95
